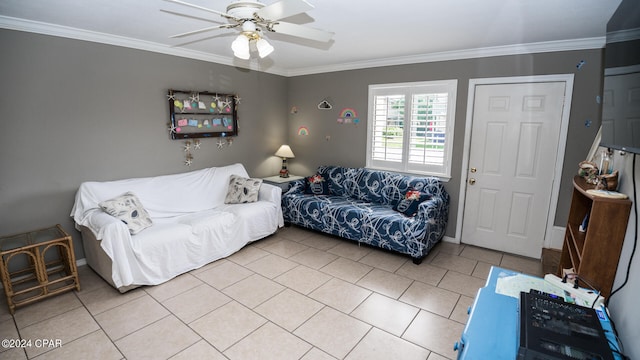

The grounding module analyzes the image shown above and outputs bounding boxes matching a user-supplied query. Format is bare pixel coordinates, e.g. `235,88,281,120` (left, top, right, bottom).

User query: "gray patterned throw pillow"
99,192,153,234
225,175,262,204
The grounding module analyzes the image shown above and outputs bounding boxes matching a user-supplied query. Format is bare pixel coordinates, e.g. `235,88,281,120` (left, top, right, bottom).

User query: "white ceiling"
0,0,622,76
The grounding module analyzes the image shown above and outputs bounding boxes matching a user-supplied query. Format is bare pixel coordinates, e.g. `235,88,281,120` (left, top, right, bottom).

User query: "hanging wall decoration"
167,89,239,139
337,107,360,125
297,126,310,135
318,98,333,110
183,139,201,166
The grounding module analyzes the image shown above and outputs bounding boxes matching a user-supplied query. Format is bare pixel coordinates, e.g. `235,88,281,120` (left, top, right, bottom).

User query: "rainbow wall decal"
337,108,360,125
297,126,310,135
339,108,357,118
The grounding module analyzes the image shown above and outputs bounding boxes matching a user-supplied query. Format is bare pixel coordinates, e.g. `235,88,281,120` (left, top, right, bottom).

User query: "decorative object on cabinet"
596,170,619,190
578,160,599,184
275,145,295,178
558,176,631,298
167,89,238,139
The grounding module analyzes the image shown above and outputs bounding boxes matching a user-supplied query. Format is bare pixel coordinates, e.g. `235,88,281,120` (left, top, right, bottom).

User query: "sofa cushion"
225,175,262,204
393,190,431,217
99,192,153,234
305,174,330,195
317,166,362,197
356,169,407,205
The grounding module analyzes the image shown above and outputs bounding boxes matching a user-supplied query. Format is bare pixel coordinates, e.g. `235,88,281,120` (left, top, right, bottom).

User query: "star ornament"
194,140,201,150
168,123,177,134
189,93,200,103
167,92,175,101
234,95,241,105
217,139,225,149
185,152,193,166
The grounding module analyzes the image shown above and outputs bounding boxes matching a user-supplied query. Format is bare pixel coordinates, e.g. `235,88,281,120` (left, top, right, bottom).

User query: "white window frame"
366,80,457,180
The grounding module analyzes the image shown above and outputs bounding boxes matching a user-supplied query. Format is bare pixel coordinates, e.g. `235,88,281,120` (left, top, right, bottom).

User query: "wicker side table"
0,224,81,314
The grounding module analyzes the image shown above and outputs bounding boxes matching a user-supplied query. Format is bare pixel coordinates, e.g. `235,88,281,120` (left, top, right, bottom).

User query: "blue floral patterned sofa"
281,165,449,264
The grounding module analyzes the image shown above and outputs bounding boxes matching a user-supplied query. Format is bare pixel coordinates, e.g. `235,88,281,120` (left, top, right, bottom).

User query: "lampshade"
231,35,250,60
275,145,295,158
256,38,274,58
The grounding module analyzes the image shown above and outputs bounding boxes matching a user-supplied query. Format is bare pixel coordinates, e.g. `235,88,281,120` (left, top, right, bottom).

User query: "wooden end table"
0,224,81,314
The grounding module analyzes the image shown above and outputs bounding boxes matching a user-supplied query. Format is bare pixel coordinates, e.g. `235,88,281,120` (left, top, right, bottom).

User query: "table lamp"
275,145,295,178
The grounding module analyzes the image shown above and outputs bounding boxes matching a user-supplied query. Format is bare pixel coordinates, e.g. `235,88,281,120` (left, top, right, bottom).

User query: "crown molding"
606,27,640,43
0,15,290,76
1,15,605,78
284,37,606,77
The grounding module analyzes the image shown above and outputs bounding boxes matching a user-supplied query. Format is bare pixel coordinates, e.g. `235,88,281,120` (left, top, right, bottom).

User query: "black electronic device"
518,291,614,360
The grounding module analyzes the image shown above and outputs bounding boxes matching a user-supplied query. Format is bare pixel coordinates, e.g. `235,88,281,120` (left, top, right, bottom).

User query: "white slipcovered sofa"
70,163,283,292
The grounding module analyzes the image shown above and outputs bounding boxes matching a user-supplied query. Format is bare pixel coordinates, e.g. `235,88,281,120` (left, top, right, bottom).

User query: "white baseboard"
546,226,565,250
442,235,458,244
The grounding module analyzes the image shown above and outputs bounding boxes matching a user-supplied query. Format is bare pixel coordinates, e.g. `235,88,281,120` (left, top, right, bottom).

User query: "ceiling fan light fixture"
165,0,333,60
231,34,250,59
256,38,274,58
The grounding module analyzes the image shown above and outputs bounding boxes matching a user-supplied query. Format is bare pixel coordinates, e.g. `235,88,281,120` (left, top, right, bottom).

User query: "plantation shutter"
367,80,457,178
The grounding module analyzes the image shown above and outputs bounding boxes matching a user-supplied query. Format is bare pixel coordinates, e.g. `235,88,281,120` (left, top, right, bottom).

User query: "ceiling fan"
163,0,333,59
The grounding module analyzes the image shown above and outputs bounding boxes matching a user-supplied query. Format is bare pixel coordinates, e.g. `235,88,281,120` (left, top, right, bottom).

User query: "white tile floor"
0,226,545,360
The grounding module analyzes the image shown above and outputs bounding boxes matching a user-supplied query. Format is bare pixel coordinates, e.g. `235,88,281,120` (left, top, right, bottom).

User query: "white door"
601,71,640,149
462,82,566,258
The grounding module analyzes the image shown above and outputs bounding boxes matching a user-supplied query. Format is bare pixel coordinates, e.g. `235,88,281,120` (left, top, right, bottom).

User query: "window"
366,80,457,179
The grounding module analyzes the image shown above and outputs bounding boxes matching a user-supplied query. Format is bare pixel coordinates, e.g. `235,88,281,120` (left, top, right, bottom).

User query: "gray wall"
287,50,604,238
0,29,288,259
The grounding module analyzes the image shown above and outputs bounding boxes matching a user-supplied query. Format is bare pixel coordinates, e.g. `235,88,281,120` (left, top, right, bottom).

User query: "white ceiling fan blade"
163,0,236,21
256,0,314,21
170,24,238,38
160,9,224,24
270,21,333,42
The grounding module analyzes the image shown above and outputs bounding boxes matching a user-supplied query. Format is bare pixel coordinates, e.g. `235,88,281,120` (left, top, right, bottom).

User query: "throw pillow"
225,175,262,204
393,189,431,217
305,174,330,195
99,192,153,234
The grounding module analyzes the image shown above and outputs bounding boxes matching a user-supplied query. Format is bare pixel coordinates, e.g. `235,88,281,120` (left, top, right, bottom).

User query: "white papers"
495,274,593,306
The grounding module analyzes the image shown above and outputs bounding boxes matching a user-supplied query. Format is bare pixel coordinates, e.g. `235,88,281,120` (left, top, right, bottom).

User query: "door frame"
455,74,575,250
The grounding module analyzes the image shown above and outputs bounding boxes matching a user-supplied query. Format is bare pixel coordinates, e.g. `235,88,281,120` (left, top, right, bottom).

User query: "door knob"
470,167,477,173
469,178,476,185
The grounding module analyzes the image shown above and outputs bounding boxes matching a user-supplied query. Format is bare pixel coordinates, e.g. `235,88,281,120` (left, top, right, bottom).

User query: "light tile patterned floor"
0,226,547,360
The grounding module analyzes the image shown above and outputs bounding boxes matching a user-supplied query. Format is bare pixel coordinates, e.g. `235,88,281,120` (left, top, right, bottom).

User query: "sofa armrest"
259,182,282,204
82,209,131,242
416,196,448,224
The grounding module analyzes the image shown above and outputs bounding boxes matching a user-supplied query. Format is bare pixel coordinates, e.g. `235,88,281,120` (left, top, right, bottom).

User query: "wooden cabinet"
558,176,631,298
